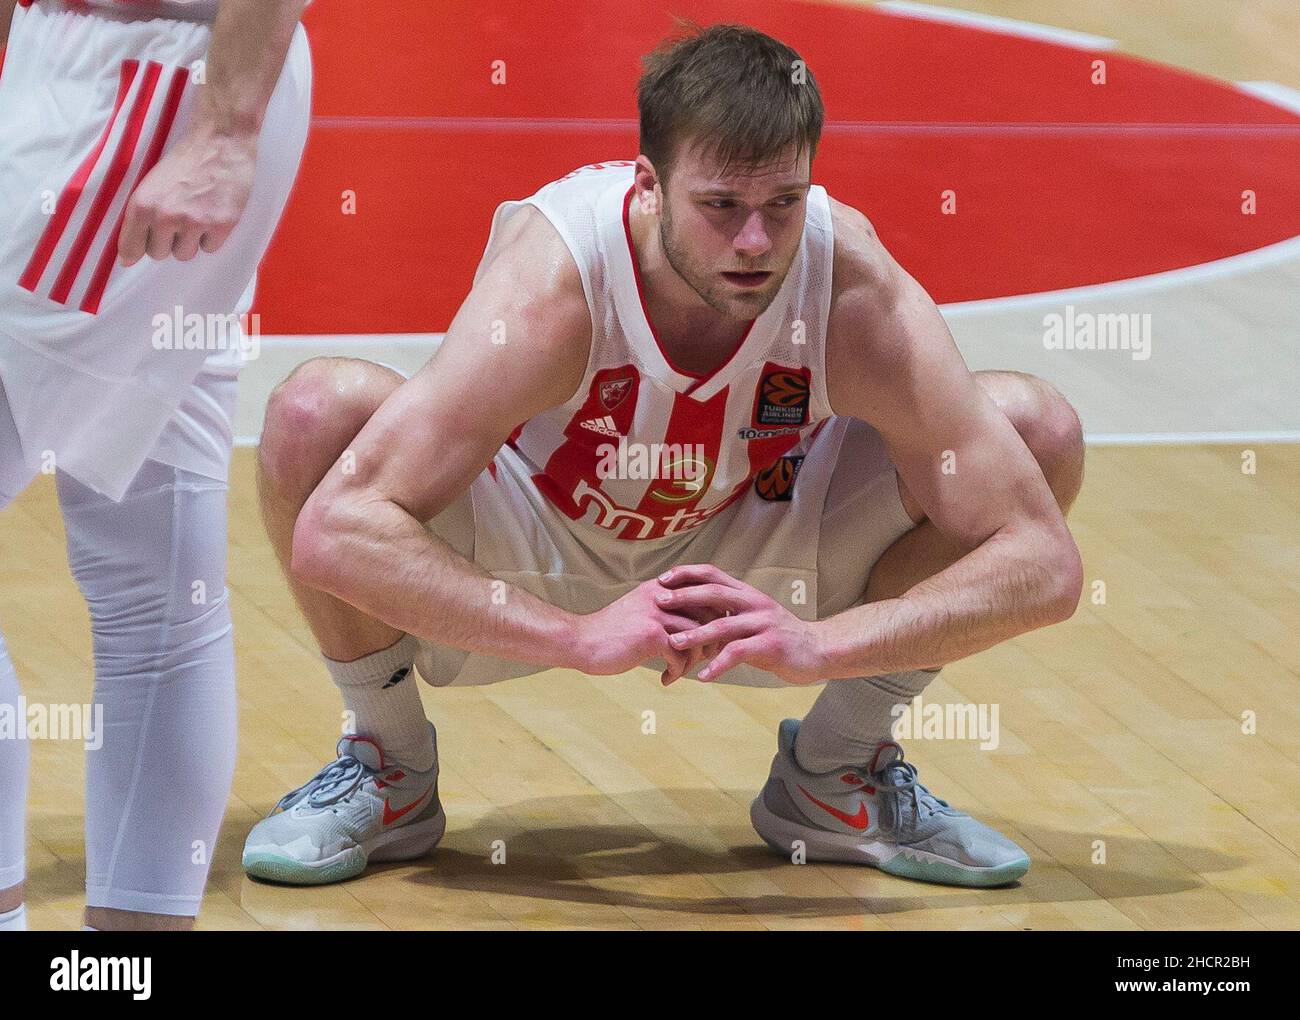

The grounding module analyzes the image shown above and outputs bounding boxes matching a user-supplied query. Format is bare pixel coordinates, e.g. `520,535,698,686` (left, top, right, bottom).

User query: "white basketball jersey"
17,1,296,22
477,162,837,543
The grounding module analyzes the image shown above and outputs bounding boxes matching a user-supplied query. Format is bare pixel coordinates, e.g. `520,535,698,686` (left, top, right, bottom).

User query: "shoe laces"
274,753,374,814
864,741,952,836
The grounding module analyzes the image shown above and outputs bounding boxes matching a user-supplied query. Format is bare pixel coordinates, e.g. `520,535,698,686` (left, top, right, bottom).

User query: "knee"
258,358,398,499
996,373,1085,512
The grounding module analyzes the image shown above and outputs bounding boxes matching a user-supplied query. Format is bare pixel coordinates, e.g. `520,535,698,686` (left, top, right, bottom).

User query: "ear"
634,155,660,215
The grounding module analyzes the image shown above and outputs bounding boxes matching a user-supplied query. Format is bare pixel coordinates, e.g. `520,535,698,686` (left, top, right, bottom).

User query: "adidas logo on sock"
382,667,411,689
580,415,620,437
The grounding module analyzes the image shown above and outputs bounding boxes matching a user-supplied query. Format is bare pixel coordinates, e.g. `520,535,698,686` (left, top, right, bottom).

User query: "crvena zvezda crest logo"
599,369,635,410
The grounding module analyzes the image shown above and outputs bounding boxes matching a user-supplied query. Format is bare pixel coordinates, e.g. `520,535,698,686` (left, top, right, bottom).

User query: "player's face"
657,143,811,320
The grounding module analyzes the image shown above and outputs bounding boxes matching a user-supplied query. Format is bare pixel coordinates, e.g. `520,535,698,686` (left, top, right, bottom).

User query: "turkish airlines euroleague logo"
754,365,810,428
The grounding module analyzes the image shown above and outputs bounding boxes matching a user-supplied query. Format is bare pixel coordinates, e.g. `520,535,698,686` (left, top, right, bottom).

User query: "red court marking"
8,1,1300,332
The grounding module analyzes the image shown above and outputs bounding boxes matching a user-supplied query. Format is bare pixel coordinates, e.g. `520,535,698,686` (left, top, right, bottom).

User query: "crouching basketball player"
244,25,1083,890
0,0,311,930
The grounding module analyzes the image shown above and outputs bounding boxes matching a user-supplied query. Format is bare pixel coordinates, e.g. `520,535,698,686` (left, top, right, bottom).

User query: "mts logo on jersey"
753,364,811,429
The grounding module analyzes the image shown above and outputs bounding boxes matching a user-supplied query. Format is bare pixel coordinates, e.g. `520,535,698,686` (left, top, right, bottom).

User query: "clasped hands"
572,563,829,686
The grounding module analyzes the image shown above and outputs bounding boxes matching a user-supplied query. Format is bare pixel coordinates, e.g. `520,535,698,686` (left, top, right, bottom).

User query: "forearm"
815,522,1082,678
2,0,17,51
196,0,306,137
293,494,582,669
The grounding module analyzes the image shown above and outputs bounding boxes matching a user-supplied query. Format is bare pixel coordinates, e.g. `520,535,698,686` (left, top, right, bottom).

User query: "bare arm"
1,0,17,51
291,210,701,679
291,210,589,665
816,205,1082,676
198,0,307,136
118,0,307,265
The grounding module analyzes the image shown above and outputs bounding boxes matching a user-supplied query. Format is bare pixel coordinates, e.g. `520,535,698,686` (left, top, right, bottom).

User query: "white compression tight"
0,376,34,896
55,459,237,916
0,416,237,916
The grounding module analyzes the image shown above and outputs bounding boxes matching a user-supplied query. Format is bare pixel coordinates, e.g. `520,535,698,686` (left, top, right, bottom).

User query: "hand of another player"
575,579,712,684
655,564,828,685
118,123,257,267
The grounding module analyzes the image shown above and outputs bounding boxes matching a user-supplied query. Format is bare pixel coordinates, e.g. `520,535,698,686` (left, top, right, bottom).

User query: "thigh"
699,417,917,620
814,418,920,618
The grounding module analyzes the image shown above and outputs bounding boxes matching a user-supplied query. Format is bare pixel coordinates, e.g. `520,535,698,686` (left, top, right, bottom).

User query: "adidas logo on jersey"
580,415,621,437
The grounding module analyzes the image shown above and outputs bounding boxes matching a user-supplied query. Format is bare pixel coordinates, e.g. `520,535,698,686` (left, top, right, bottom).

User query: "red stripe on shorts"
81,64,189,315
48,60,162,306
18,60,139,294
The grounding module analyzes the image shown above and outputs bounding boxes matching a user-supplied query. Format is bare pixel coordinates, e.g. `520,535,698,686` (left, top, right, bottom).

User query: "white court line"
257,333,440,349
1236,81,1300,116
873,1,1116,50
1086,431,1300,446
941,234,1300,317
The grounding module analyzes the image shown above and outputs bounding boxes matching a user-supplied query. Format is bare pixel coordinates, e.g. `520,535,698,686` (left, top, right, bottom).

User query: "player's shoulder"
827,196,897,307
473,204,592,336
823,196,913,373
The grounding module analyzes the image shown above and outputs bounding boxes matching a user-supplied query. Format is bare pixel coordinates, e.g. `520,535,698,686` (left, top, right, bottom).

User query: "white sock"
324,634,434,771
796,668,941,773
0,904,26,931
81,925,98,931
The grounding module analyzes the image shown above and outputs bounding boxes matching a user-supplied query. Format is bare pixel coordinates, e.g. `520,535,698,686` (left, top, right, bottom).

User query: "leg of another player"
1,382,34,932
58,460,238,932
0,631,27,930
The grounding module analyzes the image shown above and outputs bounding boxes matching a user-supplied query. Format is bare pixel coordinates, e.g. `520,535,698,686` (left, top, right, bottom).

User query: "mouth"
721,271,772,288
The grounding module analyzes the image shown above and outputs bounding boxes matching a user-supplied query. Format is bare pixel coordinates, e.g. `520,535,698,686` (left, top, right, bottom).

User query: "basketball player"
0,0,311,930
244,25,1084,890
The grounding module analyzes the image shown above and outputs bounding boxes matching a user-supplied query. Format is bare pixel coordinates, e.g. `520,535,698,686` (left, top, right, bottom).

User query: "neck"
628,198,750,374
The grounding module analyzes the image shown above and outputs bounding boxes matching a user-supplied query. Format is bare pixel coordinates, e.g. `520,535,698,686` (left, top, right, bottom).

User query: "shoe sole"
243,809,447,886
750,795,1029,888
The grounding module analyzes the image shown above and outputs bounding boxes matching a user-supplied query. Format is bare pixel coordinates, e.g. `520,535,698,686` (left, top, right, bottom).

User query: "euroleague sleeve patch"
754,455,804,501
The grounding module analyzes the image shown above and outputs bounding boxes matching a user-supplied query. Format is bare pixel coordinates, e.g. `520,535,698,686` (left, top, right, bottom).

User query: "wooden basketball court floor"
3,1,1299,930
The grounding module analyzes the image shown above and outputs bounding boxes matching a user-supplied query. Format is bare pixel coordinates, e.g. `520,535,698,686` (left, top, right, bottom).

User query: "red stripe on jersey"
631,386,728,535
19,60,139,295
80,64,188,314
49,60,162,306
532,365,643,532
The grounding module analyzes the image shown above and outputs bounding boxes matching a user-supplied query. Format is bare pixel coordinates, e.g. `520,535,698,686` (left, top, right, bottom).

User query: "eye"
705,199,734,210
771,195,800,208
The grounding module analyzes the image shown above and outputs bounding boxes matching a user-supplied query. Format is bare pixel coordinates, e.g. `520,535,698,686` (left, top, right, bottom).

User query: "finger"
172,225,203,262
200,224,232,254
697,637,762,682
668,614,760,652
657,564,743,590
658,610,705,634
660,644,691,686
117,199,150,267
146,224,177,261
655,583,749,615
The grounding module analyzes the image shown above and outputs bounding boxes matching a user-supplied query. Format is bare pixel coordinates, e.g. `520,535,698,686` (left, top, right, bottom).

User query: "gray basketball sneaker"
751,718,1030,887
243,723,445,885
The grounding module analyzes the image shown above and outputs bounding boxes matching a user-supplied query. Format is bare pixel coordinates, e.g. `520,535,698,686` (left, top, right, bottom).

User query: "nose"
734,209,772,260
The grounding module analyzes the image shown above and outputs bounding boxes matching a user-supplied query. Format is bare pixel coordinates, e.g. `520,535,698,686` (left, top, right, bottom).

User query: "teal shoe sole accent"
242,849,366,886
878,851,1030,888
